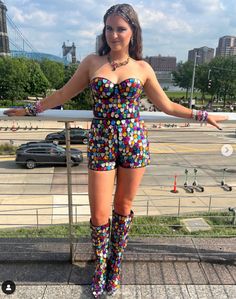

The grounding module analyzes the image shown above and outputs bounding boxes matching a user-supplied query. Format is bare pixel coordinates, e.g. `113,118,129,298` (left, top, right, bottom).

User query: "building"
216,35,236,57
145,55,178,90
188,46,214,64
0,0,10,56
145,55,176,72
96,34,103,54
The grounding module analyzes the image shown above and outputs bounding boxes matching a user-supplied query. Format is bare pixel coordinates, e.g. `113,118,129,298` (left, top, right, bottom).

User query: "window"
26,148,48,154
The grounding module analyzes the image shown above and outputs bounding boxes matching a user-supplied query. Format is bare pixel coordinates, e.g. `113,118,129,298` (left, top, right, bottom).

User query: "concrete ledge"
0,237,235,263
74,236,236,264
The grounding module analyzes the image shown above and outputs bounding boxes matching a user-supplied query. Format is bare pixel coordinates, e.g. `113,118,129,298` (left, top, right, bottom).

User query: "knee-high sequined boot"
90,220,110,298
106,210,134,295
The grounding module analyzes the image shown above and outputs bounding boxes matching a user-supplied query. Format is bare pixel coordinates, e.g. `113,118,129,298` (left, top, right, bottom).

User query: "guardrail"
0,109,235,262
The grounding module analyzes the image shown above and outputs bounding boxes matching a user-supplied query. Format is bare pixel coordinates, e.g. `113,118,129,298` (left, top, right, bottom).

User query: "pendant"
111,62,117,71
108,55,129,71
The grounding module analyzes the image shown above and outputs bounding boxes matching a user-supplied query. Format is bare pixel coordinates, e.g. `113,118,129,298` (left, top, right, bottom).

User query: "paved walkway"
0,237,236,298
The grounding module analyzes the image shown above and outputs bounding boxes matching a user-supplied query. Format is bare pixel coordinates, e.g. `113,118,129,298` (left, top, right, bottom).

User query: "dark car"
15,141,83,169
45,128,88,144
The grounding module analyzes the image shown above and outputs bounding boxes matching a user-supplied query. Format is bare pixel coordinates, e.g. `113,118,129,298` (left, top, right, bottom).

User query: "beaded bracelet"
191,109,208,122
24,101,43,116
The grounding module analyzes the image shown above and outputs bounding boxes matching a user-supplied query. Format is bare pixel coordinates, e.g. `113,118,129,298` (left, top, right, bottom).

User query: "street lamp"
208,69,211,80
207,69,212,89
189,52,200,109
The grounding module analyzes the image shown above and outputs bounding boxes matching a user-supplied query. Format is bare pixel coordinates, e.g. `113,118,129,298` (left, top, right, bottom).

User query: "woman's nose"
112,30,118,38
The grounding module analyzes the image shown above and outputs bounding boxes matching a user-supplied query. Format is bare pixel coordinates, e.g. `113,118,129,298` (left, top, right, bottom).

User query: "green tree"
64,63,79,84
195,63,211,99
208,56,236,105
0,57,50,105
0,57,28,104
63,62,93,110
40,59,65,89
24,59,50,96
172,61,193,98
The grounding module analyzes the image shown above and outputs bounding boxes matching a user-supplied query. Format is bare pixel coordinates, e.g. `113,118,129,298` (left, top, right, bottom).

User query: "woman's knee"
114,198,133,216
91,210,110,226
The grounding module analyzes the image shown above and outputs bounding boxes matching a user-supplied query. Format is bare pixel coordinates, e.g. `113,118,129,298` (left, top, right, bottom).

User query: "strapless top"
89,77,143,119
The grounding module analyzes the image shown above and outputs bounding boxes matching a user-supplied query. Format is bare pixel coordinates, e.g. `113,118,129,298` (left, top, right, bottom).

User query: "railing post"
177,197,181,216
208,196,212,213
36,209,39,230
65,121,74,263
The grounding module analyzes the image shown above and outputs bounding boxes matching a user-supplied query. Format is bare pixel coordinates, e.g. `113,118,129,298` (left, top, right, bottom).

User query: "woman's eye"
106,26,112,31
117,28,126,32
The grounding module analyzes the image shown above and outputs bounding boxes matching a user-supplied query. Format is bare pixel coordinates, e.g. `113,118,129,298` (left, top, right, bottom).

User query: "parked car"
45,128,88,144
15,141,83,169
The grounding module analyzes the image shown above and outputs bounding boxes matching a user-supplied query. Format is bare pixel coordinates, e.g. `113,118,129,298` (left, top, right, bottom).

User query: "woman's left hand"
207,114,228,130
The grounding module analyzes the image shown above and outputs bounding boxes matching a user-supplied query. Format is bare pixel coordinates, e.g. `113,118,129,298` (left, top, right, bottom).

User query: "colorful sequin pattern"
88,77,150,171
90,220,110,298
106,210,134,295
90,77,143,119
88,118,150,171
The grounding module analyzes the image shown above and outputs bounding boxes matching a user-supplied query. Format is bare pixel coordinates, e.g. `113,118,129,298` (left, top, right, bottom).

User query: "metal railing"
0,109,235,262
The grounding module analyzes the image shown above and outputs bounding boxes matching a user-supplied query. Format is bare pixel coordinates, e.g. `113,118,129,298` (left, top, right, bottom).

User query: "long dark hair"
98,3,143,60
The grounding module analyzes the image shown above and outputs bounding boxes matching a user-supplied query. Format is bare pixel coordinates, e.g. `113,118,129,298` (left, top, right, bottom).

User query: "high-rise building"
0,0,10,56
188,46,214,64
216,35,236,57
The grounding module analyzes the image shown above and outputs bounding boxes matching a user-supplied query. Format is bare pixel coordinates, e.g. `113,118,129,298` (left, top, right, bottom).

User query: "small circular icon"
1,280,16,295
221,144,233,157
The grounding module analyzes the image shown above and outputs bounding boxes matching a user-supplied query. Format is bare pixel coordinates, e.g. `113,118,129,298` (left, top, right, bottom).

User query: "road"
0,123,235,227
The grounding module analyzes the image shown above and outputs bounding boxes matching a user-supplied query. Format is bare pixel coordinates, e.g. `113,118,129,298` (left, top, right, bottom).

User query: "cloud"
181,0,225,14
9,6,57,27
4,0,236,62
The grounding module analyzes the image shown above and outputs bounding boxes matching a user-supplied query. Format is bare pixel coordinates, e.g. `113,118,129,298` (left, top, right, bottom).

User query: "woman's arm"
4,54,93,116
142,61,227,130
40,54,92,110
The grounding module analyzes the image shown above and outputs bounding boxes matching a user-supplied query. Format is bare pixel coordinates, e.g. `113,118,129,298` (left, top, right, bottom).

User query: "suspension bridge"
6,13,38,54
0,0,75,63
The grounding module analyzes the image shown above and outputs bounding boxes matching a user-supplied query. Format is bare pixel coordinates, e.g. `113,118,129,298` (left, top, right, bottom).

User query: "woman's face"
105,14,133,53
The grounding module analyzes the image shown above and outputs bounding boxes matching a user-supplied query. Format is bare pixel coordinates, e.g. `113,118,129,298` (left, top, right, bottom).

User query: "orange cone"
171,175,179,193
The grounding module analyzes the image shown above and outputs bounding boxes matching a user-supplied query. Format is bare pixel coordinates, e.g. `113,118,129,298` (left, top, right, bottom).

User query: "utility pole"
189,52,200,109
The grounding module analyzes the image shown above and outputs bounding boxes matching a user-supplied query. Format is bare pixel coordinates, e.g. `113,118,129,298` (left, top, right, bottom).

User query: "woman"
4,4,227,298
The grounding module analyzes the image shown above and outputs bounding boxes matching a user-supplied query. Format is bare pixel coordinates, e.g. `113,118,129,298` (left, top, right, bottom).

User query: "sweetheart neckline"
90,77,144,86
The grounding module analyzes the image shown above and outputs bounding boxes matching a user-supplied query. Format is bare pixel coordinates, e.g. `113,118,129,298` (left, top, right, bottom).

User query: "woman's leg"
114,166,146,215
106,166,146,295
88,168,116,226
88,168,116,298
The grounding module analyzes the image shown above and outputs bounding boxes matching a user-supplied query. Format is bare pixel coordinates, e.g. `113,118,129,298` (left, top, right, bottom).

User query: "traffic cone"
171,175,179,193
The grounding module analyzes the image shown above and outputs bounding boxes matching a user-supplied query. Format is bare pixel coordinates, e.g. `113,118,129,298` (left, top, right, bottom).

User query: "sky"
3,0,236,62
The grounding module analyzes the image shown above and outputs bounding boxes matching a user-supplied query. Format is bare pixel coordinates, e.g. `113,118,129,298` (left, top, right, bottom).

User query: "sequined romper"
88,77,150,171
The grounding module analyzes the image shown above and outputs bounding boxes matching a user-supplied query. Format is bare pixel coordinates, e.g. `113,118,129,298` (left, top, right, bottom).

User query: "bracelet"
24,100,43,116
191,109,208,122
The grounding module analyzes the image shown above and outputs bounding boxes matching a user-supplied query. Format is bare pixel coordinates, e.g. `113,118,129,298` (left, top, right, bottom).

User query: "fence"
0,109,235,262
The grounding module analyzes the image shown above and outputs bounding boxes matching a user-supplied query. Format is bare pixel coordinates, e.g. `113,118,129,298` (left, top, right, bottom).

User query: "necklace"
107,54,130,71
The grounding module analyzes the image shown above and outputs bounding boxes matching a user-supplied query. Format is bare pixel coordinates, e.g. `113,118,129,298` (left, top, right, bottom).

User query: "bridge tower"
62,42,76,64
0,1,10,56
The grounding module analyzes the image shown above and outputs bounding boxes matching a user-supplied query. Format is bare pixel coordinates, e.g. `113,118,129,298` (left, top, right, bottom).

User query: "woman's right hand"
3,108,27,117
